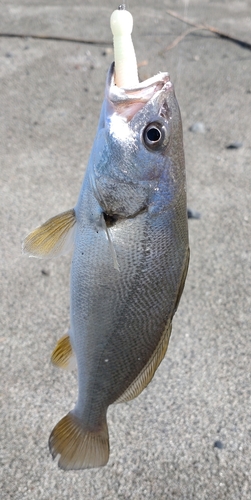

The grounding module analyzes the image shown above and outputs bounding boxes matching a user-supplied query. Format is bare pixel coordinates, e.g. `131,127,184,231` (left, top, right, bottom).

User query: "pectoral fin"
116,321,172,403
51,334,76,370
22,209,76,258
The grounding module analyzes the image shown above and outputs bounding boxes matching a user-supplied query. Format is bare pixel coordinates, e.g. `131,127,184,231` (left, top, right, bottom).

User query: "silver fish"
23,63,189,470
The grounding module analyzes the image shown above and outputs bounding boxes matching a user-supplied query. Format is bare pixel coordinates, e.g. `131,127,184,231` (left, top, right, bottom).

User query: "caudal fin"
49,412,109,470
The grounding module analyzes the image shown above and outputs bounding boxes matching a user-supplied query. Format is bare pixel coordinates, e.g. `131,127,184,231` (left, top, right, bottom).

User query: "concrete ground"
1,1,251,499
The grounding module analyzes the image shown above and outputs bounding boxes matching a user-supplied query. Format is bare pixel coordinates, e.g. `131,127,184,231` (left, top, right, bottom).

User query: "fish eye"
142,121,168,151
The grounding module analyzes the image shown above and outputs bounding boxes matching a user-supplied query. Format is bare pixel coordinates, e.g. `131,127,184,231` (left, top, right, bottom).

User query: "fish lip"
106,63,172,120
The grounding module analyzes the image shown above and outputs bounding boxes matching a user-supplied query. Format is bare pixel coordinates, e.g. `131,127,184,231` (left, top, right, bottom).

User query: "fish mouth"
106,63,172,121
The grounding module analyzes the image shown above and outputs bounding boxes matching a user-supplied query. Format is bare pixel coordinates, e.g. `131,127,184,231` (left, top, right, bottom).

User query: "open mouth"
106,63,171,120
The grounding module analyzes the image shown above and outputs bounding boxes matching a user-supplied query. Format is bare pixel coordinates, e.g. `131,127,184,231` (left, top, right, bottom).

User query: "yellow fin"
116,322,172,403
116,249,189,404
51,334,75,370
49,412,109,470
22,209,76,258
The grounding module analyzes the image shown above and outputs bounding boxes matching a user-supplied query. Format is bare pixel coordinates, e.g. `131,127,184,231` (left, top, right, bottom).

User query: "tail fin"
49,412,109,470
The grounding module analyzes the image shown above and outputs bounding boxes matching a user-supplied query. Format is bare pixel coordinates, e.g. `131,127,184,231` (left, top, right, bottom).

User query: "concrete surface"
1,1,251,499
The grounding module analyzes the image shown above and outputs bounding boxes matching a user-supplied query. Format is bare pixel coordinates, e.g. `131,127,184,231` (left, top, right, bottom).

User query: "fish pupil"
146,127,161,142
143,121,167,150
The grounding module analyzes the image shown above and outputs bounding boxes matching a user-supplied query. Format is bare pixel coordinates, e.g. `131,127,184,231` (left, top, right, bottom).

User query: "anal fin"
22,209,76,258
116,321,172,403
51,334,76,370
49,412,109,470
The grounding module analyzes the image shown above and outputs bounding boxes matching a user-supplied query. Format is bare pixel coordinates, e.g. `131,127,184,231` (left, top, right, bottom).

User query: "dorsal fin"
115,321,172,403
116,248,190,403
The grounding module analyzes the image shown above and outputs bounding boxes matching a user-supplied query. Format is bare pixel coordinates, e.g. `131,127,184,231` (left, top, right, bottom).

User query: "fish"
23,62,189,470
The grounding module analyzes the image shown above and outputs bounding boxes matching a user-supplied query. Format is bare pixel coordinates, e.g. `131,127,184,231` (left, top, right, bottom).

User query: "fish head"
89,63,185,218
